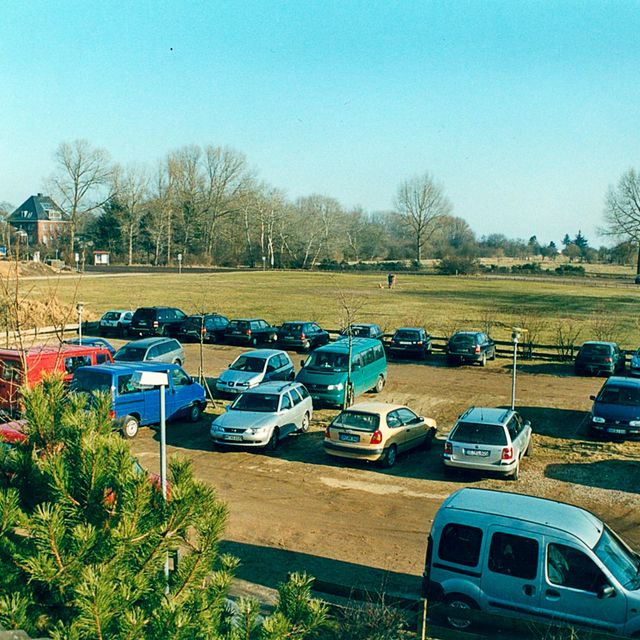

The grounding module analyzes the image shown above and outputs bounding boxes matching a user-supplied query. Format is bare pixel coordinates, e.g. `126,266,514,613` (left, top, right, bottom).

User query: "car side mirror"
598,584,615,599
524,420,531,428
300,360,305,368
590,395,596,401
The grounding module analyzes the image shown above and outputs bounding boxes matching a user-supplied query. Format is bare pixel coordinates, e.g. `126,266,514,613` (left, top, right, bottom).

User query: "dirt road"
126,340,640,597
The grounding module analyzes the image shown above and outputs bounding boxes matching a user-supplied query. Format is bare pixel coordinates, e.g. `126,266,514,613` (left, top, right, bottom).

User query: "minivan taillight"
501,446,513,460
474,344,481,353
153,320,159,328
444,441,452,455
370,430,383,445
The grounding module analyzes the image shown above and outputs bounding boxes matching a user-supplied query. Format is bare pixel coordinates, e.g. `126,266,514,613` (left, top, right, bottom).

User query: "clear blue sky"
2,0,640,245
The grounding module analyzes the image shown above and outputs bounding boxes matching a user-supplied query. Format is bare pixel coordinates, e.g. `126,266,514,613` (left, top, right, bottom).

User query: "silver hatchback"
443,407,532,480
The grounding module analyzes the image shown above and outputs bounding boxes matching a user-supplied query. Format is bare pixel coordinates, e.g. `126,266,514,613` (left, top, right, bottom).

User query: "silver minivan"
424,488,640,636
113,337,185,366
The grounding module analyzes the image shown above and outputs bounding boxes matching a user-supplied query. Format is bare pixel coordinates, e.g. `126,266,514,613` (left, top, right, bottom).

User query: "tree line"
2,139,640,271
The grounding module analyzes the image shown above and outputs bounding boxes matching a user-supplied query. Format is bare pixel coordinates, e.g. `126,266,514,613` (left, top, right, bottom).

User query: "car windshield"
594,526,640,590
281,323,303,335
449,422,508,445
345,325,370,337
581,344,611,356
597,385,640,406
228,321,249,330
230,356,266,372
305,351,348,371
451,334,476,346
71,370,112,394
231,393,279,412
114,347,147,362
332,411,380,432
395,330,420,340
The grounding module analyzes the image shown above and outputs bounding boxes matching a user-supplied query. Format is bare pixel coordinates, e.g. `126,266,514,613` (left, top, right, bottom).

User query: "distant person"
387,272,396,289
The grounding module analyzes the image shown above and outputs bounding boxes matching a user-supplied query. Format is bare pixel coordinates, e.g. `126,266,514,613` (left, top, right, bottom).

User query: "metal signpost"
76,302,84,345
511,327,527,410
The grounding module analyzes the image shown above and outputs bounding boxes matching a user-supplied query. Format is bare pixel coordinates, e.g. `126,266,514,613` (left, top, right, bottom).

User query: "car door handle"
523,584,536,597
545,589,561,600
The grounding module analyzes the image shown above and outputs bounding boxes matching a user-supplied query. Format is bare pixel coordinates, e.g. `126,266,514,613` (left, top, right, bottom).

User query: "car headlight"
211,422,223,432
327,383,344,391
629,420,640,427
591,416,605,423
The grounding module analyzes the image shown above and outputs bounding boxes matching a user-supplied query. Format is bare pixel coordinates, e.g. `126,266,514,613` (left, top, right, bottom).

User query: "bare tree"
111,164,148,265
395,172,452,262
603,168,640,274
48,140,115,262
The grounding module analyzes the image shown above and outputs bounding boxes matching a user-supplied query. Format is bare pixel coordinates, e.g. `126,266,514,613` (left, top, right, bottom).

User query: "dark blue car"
71,362,207,439
590,376,640,439
64,337,116,357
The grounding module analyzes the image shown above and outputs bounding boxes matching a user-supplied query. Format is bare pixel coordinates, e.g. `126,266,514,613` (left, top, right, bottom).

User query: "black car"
224,318,278,346
340,323,384,340
388,327,431,359
176,313,229,343
575,341,625,376
277,321,330,352
446,331,496,366
130,307,188,337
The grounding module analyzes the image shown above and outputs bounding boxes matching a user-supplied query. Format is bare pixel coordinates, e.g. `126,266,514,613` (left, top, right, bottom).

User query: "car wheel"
373,374,385,393
480,353,487,367
491,347,496,360
381,444,397,468
444,594,478,631
299,412,310,433
188,403,201,423
267,427,279,451
510,461,520,481
122,415,139,439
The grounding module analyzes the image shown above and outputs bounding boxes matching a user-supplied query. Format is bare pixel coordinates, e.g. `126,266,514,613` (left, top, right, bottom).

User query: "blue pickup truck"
71,362,207,438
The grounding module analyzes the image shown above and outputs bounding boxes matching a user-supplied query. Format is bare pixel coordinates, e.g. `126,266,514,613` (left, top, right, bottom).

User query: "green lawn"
32,270,640,347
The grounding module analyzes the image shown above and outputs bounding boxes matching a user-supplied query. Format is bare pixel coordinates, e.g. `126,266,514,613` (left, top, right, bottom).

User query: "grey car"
113,337,186,366
210,381,313,450
215,349,294,396
443,407,532,480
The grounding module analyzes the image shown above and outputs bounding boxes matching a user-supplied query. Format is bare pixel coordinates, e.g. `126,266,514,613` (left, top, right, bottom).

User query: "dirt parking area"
122,339,640,597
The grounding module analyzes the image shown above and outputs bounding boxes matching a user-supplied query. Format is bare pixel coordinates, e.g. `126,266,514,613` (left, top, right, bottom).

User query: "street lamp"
131,369,170,592
76,302,85,345
510,327,528,410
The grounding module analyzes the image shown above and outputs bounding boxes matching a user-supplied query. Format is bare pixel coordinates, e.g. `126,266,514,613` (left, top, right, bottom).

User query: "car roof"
0,344,110,358
452,331,482,336
395,327,423,332
345,401,408,416
244,381,302,394
229,318,265,322
120,337,177,348
444,488,604,549
458,407,513,425
103,309,130,314
582,341,616,347
602,376,640,388
236,349,286,358
281,320,312,325
316,337,381,353
351,323,378,328
77,361,181,375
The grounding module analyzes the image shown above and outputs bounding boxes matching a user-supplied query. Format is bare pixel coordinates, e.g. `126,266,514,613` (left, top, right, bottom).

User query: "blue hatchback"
71,362,207,438
590,376,640,438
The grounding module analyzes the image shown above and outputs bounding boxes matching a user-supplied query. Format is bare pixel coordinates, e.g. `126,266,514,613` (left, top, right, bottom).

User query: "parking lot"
124,339,640,597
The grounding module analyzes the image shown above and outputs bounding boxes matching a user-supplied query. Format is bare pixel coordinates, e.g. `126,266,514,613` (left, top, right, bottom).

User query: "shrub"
437,255,480,275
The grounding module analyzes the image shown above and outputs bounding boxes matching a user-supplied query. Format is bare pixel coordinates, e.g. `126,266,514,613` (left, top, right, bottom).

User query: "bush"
511,262,542,273
317,260,417,272
437,255,480,275
554,264,585,276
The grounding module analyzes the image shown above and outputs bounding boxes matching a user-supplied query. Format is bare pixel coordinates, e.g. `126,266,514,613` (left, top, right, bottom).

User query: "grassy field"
29,270,640,347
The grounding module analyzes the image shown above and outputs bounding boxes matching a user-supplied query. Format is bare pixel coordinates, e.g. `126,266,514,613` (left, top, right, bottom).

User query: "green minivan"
295,338,387,406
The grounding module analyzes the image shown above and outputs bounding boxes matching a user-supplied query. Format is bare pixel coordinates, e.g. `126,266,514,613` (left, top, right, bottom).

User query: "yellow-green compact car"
323,401,437,468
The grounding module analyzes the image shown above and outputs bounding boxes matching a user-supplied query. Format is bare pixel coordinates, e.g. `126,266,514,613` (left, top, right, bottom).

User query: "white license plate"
607,428,626,434
465,449,490,457
398,341,411,345
339,433,360,443
224,435,243,441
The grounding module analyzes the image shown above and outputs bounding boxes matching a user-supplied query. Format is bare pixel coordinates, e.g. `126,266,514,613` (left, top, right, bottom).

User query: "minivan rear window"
438,523,483,567
332,411,380,432
450,422,508,445
133,308,155,320
451,334,476,345
281,323,304,335
395,330,420,341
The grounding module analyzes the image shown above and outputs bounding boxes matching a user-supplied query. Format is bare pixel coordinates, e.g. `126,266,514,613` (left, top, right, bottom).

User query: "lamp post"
76,302,85,345
510,327,527,410
131,369,170,592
